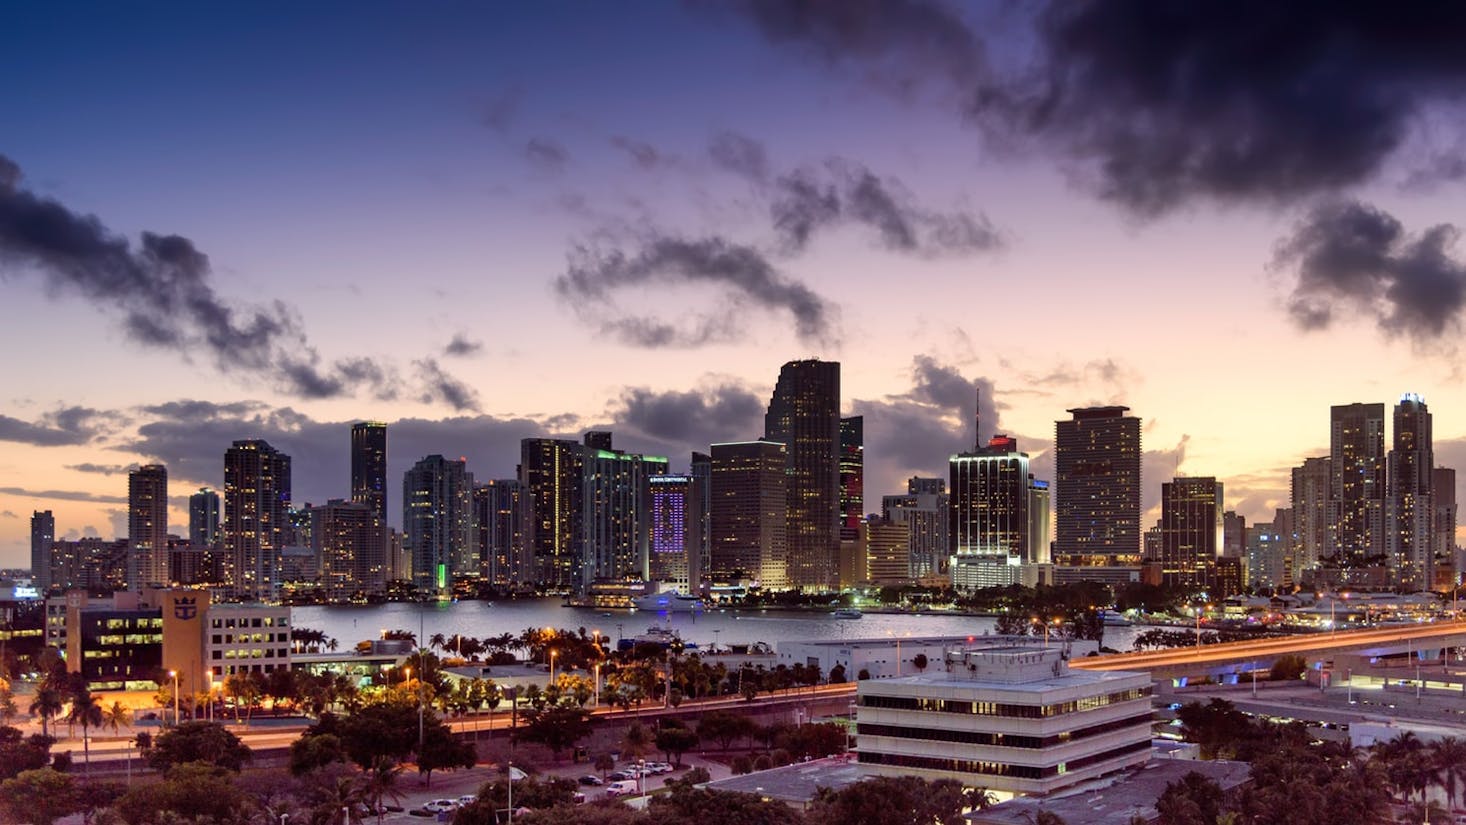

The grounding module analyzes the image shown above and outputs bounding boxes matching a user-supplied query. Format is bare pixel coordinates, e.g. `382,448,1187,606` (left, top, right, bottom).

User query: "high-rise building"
1388,394,1434,590
310,499,385,600
765,359,841,588
865,516,910,583
351,422,388,525
1053,407,1142,565
1246,512,1289,591
189,488,220,548
709,440,787,587
1433,467,1457,588
883,477,949,580
839,416,864,533
581,433,668,587
520,438,585,589
1329,402,1386,566
648,474,701,588
1222,511,1246,559
1159,476,1224,594
474,480,524,584
690,452,712,588
30,510,54,591
223,440,292,600
1291,456,1331,578
950,437,1049,565
402,455,474,596
128,465,169,590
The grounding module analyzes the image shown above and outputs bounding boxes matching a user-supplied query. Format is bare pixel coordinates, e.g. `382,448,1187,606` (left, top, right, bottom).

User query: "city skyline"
7,4,1466,566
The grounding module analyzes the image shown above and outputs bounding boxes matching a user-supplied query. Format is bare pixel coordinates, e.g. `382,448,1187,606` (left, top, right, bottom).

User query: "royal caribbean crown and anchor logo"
173,595,198,621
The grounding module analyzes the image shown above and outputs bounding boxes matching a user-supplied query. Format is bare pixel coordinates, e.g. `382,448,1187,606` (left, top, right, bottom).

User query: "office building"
350,422,388,525
865,516,911,583
1388,395,1434,590
855,645,1152,795
690,452,713,587
189,488,220,548
840,416,864,533
30,510,54,592
1222,512,1246,559
648,474,701,588
951,436,1049,564
310,499,385,600
1246,510,1291,591
1433,467,1457,589
1158,476,1224,595
581,433,668,587
1053,407,1142,566
709,440,788,587
402,454,474,596
1291,456,1331,579
765,359,841,588
128,464,170,590
883,477,950,580
1329,402,1386,566
474,480,524,584
520,438,585,589
223,440,292,601
204,601,292,680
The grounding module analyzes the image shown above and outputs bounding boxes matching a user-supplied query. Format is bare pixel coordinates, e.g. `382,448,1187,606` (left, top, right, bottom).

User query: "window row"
856,712,1153,749
856,738,1152,779
858,686,1152,719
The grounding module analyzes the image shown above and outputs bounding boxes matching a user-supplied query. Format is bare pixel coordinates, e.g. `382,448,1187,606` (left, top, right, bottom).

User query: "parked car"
607,770,634,782
646,762,673,774
578,775,604,786
423,800,457,814
457,795,478,808
605,781,639,798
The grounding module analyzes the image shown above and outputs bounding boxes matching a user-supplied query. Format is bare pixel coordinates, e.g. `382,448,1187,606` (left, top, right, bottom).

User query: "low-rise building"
777,635,1099,682
205,602,292,680
855,645,1152,795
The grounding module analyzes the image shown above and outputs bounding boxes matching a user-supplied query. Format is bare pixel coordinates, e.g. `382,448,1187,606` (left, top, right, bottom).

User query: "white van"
605,780,639,798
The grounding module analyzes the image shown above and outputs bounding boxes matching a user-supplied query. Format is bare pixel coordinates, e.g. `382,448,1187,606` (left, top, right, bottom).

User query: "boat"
832,608,863,619
1100,610,1134,627
633,592,705,612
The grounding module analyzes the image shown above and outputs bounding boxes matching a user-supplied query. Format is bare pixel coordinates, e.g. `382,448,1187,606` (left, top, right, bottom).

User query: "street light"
169,670,179,726
507,760,514,821
593,662,601,709
549,649,557,686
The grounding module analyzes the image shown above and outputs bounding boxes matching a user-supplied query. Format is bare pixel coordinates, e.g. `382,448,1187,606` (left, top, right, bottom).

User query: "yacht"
632,592,705,613
832,607,863,619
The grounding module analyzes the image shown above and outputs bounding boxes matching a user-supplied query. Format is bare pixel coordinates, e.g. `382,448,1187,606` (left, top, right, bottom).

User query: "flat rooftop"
866,666,1146,692
779,635,1045,649
967,758,1251,825
702,755,869,806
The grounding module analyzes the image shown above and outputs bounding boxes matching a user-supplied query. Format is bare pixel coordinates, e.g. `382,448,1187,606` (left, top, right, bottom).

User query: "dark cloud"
0,154,400,400
610,136,673,170
414,359,481,412
554,235,836,348
1275,200,1466,341
0,511,16,519
1141,434,1191,517
733,2,1466,215
0,486,127,504
443,334,484,358
610,383,766,447
524,137,570,172
708,131,770,182
772,161,1001,254
0,406,109,447
66,462,138,476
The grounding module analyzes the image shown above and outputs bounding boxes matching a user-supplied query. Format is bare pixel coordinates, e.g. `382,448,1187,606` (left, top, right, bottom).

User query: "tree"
1154,772,1222,825
27,688,62,740
455,777,577,824
1428,736,1466,811
75,779,126,825
730,755,753,775
116,761,253,825
654,723,700,767
594,752,615,780
1269,655,1307,682
648,785,804,825
146,721,252,772
65,692,102,775
776,723,847,760
515,704,594,761
807,777,968,825
100,701,131,737
415,725,475,786
0,727,53,780
289,731,346,776
622,721,652,759
360,756,406,825
828,664,846,684
0,768,78,825
0,688,18,726
336,701,422,769
697,711,755,751
912,653,929,673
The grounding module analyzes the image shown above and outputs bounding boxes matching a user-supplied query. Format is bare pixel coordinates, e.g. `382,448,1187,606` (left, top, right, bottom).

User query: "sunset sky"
5,2,1466,566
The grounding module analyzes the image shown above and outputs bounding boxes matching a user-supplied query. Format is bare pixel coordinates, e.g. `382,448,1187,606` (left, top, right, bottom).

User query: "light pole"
1347,667,1353,703
549,650,557,686
170,670,179,726
593,662,601,709
636,758,646,800
280,814,289,825
507,760,514,821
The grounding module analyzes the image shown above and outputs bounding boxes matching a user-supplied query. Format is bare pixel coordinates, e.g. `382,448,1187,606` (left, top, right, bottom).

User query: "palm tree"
66,690,103,774
101,700,132,736
0,687,18,726
428,632,447,653
965,788,997,812
1429,736,1466,812
360,756,405,825
29,685,63,738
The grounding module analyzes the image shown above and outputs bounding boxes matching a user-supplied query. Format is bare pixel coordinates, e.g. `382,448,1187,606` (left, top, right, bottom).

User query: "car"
646,762,673,774
607,770,634,782
423,800,457,814
457,795,477,808
579,775,604,786
605,781,639,798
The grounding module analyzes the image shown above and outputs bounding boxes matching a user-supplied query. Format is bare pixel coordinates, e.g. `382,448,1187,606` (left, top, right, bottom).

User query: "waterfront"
292,599,1145,653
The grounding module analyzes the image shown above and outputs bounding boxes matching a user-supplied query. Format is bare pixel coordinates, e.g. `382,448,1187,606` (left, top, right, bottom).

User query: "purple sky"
5,3,1466,564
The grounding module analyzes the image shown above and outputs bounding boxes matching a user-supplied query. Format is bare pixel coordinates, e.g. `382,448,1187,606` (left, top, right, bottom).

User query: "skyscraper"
30,510,54,591
1291,456,1331,578
1329,402,1386,566
128,464,169,590
949,437,1050,589
839,416,864,532
765,359,841,588
709,440,787,587
520,438,585,589
581,433,668,587
883,477,950,580
402,455,474,596
1433,467,1457,588
189,488,221,548
690,451,712,588
310,499,385,600
351,422,388,525
1388,394,1433,590
474,480,524,584
648,474,701,588
224,440,292,600
1053,406,1142,566
1159,476,1224,594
